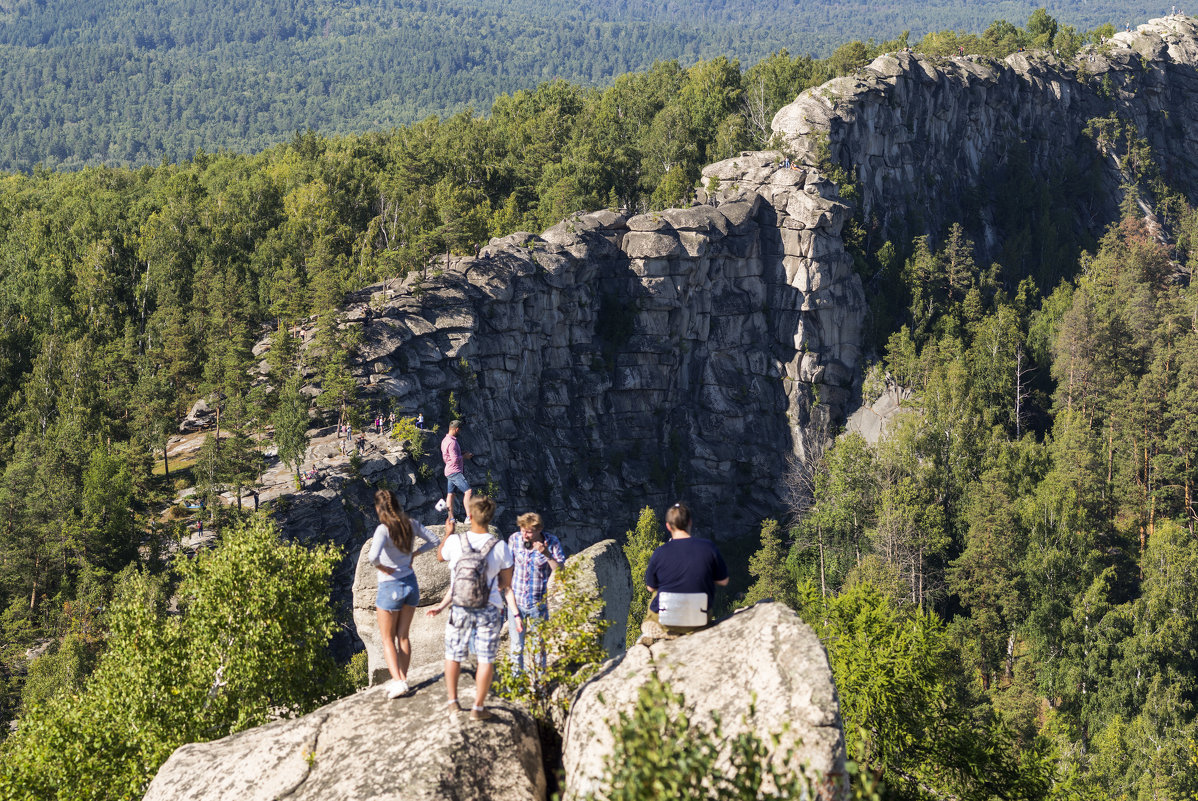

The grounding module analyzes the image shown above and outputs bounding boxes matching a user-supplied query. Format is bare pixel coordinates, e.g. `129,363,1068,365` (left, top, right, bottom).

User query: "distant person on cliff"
440,419,473,522
641,502,729,644
425,496,515,721
369,488,441,699
507,512,566,674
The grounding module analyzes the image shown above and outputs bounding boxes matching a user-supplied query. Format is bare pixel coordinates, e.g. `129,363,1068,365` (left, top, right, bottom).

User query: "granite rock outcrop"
143,664,546,801
254,15,1198,664
771,16,1198,256
264,157,865,560
562,602,848,800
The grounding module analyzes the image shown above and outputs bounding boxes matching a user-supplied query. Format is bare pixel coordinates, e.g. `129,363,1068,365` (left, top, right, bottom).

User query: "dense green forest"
0,0,1160,172
1,8,1197,799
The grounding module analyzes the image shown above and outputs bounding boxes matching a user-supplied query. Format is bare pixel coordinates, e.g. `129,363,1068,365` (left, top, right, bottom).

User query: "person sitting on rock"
369,489,441,699
426,496,515,721
641,502,729,645
507,512,566,674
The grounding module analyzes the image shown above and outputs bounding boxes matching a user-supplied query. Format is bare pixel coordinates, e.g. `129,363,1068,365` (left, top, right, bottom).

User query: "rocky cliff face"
261,16,1198,658
770,16,1198,256
274,172,864,553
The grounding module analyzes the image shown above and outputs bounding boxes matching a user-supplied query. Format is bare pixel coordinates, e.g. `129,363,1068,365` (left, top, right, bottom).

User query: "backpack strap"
478,537,499,586
459,531,474,553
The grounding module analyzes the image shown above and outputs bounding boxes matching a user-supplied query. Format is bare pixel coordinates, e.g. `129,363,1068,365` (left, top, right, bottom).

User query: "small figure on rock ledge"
440,419,474,524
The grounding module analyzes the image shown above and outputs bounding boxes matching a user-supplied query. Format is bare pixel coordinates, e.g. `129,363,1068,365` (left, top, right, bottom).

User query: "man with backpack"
426,495,515,721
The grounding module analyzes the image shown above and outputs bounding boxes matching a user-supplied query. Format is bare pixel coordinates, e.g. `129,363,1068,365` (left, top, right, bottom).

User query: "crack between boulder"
274,712,328,801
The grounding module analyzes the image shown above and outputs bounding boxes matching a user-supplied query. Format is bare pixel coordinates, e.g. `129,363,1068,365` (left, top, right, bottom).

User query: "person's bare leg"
463,488,473,516
444,659,460,703
396,605,417,680
446,491,456,519
377,608,402,682
473,661,494,709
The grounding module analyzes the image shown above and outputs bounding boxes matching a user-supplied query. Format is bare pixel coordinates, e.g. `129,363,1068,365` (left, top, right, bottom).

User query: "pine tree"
743,519,792,607
623,506,663,647
272,373,310,487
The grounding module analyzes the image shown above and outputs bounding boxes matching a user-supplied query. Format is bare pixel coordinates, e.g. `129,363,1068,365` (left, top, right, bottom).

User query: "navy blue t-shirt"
645,537,729,613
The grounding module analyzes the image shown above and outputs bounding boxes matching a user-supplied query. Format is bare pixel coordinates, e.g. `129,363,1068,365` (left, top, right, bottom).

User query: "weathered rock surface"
178,397,215,433
562,602,848,800
771,16,1198,257
844,385,912,445
547,539,632,659
143,664,546,801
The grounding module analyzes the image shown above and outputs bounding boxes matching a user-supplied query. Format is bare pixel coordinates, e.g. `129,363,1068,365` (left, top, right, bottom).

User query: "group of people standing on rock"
365,417,729,722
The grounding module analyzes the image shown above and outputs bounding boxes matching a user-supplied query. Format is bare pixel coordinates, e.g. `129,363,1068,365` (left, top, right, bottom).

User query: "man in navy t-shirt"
642,502,729,642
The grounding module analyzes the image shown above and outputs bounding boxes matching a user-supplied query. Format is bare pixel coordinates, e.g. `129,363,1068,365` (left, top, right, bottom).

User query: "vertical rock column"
700,152,866,451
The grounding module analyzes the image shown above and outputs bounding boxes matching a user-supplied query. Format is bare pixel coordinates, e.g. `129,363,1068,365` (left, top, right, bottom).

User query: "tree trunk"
818,531,826,598
29,554,38,610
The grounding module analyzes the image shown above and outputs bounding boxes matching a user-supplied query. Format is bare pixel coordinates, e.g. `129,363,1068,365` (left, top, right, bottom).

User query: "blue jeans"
446,471,470,496
509,603,548,674
375,574,420,611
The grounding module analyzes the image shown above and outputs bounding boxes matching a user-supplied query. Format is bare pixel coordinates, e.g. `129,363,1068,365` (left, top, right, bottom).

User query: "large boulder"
143,664,546,801
561,602,848,800
548,539,632,659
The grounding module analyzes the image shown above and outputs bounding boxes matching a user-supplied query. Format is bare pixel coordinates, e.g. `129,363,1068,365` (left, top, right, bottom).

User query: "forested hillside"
0,0,1159,172
2,9,1198,800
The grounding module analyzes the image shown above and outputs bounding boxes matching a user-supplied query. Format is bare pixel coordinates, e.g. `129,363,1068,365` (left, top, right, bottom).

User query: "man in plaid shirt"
507,512,566,674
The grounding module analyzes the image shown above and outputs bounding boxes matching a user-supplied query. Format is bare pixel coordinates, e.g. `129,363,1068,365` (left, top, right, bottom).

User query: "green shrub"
622,507,662,647
390,415,430,460
493,559,609,724
345,651,369,690
0,518,347,801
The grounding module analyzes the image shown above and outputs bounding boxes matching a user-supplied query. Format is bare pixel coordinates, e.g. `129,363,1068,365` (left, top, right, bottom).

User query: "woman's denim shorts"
376,573,420,611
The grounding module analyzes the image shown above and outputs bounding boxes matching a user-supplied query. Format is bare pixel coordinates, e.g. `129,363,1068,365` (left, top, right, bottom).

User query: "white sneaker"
386,679,410,699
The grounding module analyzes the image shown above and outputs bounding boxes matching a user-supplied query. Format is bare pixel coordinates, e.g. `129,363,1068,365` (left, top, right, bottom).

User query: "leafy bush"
622,506,662,647
390,415,431,460
493,559,610,724
0,518,348,801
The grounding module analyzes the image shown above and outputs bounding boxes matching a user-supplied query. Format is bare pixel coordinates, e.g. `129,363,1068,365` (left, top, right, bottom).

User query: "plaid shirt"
508,532,566,610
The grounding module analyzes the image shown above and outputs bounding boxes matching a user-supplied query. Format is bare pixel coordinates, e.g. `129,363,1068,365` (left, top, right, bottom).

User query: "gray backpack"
451,533,499,609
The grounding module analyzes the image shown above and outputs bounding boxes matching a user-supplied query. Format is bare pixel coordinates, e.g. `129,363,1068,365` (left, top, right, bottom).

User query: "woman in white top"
370,489,440,698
